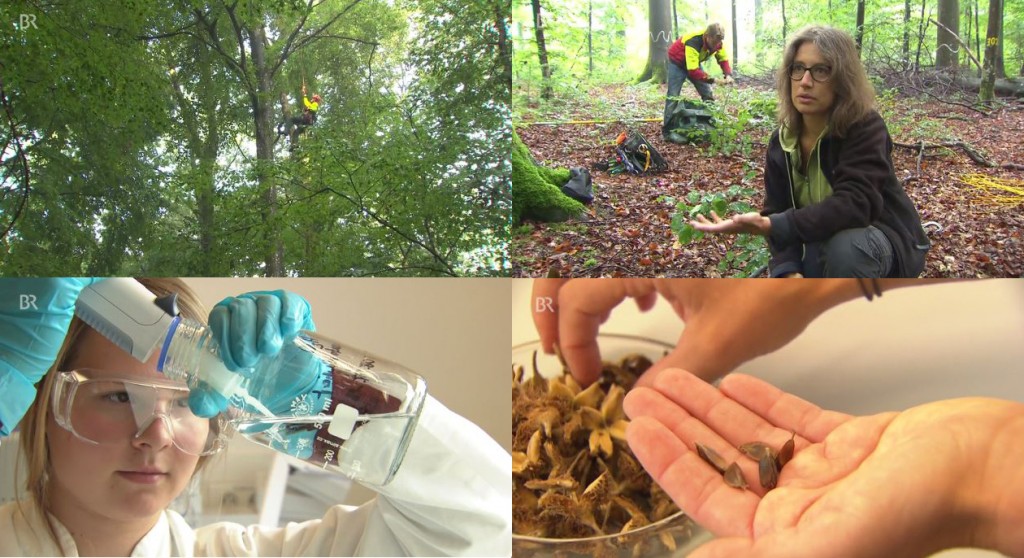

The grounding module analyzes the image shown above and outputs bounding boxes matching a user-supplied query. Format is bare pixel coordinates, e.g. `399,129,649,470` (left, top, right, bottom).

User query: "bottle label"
327,403,358,439
308,363,402,470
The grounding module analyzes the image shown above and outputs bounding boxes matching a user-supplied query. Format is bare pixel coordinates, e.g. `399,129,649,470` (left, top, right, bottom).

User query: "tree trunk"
531,0,553,100
903,0,912,68
915,0,927,72
979,0,1002,101
512,129,584,223
962,1,971,67
995,0,1005,77
248,24,284,276
588,0,593,75
636,0,671,84
782,0,788,42
190,0,371,275
855,0,866,54
957,75,1024,96
196,60,219,274
731,0,738,67
936,0,959,69
754,0,763,61
497,2,512,87
672,0,678,44
974,0,981,73
168,48,221,275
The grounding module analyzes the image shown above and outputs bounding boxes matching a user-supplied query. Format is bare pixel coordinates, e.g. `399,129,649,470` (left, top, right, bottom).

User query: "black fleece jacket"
761,111,930,278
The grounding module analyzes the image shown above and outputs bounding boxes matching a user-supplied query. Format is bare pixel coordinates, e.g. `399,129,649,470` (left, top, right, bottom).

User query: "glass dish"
512,334,713,558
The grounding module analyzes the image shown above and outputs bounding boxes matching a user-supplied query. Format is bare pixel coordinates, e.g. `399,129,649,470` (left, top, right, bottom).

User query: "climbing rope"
959,174,1024,207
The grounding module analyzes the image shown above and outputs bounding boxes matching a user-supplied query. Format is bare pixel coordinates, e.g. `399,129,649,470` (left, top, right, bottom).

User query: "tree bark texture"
936,0,960,69
980,0,1004,101
636,0,671,84
855,0,866,54
531,0,553,99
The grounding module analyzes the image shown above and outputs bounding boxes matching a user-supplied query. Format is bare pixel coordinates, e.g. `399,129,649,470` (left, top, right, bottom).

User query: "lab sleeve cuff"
768,212,798,247
0,363,38,436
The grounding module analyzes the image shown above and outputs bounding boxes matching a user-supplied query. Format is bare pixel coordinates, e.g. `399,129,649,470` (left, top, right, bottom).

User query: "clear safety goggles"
51,370,231,456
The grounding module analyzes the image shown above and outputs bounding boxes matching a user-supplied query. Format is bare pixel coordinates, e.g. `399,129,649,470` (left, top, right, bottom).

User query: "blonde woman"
691,26,930,278
0,279,509,556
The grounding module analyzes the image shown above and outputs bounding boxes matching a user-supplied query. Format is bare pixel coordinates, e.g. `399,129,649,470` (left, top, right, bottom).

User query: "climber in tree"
277,85,321,138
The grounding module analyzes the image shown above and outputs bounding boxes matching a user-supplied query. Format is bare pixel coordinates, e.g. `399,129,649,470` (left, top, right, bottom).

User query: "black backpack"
610,130,668,175
665,100,716,144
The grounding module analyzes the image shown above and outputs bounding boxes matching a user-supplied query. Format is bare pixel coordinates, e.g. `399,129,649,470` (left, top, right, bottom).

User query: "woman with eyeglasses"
690,26,930,278
0,279,510,556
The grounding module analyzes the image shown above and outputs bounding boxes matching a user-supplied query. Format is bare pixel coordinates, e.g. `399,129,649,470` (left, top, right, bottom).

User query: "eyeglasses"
789,63,832,83
51,370,231,456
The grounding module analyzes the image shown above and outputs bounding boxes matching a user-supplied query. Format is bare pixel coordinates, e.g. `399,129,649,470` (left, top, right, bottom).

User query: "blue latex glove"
189,290,321,418
0,278,101,435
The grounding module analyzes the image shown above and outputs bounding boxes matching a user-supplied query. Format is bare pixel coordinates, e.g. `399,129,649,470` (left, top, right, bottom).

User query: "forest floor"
512,80,1024,278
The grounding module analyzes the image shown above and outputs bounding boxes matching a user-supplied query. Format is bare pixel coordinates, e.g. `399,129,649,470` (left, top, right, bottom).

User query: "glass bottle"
157,317,427,487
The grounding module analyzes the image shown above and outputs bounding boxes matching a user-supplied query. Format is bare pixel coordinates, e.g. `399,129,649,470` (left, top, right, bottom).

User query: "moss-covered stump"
513,128,587,223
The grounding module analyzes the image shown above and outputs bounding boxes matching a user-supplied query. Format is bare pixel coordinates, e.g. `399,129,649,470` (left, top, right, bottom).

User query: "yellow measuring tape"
960,174,1024,206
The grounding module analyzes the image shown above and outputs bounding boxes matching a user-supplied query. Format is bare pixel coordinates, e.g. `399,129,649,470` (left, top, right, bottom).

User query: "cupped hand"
624,369,1024,558
690,211,771,236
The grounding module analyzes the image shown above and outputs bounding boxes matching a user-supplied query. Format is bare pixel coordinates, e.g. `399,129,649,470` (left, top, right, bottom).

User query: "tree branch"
0,65,30,243
309,156,459,276
270,0,316,79
221,1,250,78
894,140,1024,169
191,7,254,93
902,83,991,115
927,17,982,70
289,0,368,55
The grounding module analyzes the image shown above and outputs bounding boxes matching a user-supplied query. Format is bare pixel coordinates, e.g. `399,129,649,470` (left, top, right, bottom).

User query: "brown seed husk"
513,350,694,551
777,432,796,470
738,441,775,462
723,462,748,490
695,443,729,474
758,453,779,490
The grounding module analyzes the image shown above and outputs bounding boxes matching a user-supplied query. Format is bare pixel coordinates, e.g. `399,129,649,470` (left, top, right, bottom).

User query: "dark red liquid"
305,366,402,468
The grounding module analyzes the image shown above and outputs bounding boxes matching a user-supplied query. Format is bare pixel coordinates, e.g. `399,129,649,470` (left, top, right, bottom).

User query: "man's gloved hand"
722,75,735,85
0,278,101,435
188,290,319,418
706,77,716,84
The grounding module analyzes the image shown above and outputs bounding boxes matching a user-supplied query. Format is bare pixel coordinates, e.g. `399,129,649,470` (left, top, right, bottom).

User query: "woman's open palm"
624,369,1016,558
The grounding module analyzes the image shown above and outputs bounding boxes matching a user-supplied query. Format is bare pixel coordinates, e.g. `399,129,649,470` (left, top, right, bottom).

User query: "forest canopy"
1,0,511,276
513,0,1024,91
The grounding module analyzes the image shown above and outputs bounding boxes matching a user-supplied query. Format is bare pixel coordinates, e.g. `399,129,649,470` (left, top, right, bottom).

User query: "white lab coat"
0,396,512,556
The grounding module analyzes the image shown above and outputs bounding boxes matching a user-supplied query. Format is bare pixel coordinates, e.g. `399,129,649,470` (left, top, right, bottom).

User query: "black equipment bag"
613,130,668,174
665,99,716,143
